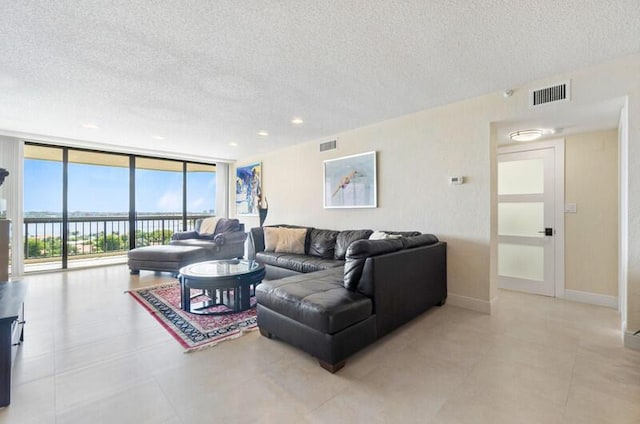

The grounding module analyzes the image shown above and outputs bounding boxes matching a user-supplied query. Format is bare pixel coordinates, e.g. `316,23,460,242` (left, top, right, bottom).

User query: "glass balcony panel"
187,163,216,218
23,145,63,270
135,157,183,247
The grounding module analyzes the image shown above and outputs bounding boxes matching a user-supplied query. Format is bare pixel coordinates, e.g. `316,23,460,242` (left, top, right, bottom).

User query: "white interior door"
498,147,556,296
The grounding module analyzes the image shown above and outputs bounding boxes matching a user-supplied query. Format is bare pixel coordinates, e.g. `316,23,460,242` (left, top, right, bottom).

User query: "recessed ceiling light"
152,135,164,140
258,131,269,137
291,117,304,125
509,129,544,142
82,123,100,129
229,142,238,147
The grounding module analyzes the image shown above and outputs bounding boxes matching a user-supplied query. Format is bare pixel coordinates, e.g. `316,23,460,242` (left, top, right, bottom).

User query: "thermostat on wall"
449,176,464,185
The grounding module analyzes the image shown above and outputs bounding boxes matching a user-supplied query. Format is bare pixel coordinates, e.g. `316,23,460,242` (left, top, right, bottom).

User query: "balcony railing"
23,214,211,263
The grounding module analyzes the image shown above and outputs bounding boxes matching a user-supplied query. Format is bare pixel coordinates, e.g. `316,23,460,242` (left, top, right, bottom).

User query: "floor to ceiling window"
68,150,130,263
23,145,64,270
23,143,220,272
187,163,217,216
135,157,185,247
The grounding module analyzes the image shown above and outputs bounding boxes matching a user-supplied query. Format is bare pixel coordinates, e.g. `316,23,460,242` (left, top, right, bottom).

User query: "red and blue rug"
127,282,258,352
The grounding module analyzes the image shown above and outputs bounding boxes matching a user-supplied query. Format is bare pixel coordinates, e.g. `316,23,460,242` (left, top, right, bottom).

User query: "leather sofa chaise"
128,218,247,275
249,225,447,372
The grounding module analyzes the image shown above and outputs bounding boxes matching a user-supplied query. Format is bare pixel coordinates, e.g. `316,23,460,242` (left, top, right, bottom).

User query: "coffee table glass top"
179,259,261,279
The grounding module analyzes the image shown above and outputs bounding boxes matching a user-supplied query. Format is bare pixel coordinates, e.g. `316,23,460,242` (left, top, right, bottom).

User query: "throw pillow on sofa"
369,230,403,240
275,227,307,254
197,217,221,236
264,227,307,254
264,227,280,251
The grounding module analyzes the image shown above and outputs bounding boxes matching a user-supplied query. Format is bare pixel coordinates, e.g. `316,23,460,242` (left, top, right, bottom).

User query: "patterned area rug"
127,282,258,352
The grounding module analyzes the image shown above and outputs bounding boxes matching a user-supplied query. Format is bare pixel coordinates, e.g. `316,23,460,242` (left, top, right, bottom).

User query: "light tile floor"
1,265,639,423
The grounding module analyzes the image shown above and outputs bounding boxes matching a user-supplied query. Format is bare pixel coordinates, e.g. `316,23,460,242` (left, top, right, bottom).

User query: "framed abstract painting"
236,162,261,216
323,151,377,208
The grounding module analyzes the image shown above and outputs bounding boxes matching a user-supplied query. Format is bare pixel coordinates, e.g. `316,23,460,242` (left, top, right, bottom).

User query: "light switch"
565,203,577,213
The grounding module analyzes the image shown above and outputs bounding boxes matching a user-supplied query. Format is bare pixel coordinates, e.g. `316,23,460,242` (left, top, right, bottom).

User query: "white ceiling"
1,1,639,161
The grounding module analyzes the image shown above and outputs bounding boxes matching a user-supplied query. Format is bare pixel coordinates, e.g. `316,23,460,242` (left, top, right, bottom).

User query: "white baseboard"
624,331,640,351
562,289,618,309
447,293,492,314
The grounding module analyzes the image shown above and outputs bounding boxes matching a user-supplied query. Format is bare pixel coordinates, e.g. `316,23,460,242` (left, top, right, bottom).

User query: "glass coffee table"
178,259,266,315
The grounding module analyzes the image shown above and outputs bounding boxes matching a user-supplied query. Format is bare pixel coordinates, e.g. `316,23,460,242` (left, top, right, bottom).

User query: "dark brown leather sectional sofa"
248,225,447,372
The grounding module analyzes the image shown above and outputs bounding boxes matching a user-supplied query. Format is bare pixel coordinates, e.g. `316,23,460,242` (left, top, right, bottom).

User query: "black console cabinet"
0,281,26,407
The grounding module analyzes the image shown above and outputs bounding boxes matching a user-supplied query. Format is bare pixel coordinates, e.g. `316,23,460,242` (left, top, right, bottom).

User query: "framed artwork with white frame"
323,151,377,208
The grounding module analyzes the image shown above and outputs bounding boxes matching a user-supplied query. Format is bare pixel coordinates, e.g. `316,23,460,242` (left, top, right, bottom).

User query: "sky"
24,159,216,214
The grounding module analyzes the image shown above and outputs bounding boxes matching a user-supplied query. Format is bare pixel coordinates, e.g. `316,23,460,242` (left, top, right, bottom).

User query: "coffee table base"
179,277,261,316
178,260,265,316
184,286,255,316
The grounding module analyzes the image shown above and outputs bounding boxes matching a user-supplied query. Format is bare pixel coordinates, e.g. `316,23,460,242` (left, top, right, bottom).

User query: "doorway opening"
491,101,624,315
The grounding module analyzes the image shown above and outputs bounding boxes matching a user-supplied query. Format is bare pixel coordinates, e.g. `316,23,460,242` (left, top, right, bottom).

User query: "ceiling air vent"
529,80,570,108
319,140,336,152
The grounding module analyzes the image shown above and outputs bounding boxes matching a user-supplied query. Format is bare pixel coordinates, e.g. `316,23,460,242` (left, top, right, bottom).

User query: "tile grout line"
559,337,583,422
150,374,185,424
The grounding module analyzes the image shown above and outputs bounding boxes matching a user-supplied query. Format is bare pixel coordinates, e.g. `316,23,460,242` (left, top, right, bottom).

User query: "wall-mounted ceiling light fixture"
257,130,269,137
509,129,544,142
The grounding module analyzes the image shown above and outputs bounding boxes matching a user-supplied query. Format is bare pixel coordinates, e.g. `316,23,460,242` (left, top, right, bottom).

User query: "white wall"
237,99,496,306
619,100,629,325
0,136,24,277
627,86,640,335
565,129,618,297
234,54,640,319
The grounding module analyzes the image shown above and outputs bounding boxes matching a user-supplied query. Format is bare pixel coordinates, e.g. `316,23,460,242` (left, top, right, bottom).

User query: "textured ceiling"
0,1,639,160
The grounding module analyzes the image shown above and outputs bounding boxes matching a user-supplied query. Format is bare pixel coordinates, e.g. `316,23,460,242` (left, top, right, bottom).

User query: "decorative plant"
258,195,268,227
0,168,8,187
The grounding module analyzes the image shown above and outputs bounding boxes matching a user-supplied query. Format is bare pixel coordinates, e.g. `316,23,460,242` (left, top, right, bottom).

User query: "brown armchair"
170,218,247,259
128,218,246,275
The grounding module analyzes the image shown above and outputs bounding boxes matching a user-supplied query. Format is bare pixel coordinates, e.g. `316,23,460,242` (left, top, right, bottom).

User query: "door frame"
497,138,565,298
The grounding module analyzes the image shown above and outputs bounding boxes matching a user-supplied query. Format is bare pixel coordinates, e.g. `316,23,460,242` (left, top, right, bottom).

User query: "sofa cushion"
256,268,372,334
275,227,307,254
214,218,240,235
402,234,439,249
308,229,339,258
334,229,373,260
383,230,422,237
256,251,343,273
250,227,266,253
128,245,210,273
170,239,220,250
343,238,404,290
171,230,200,241
128,244,206,261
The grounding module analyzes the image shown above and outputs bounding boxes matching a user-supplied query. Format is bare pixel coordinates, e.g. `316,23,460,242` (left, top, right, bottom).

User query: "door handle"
538,228,553,236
